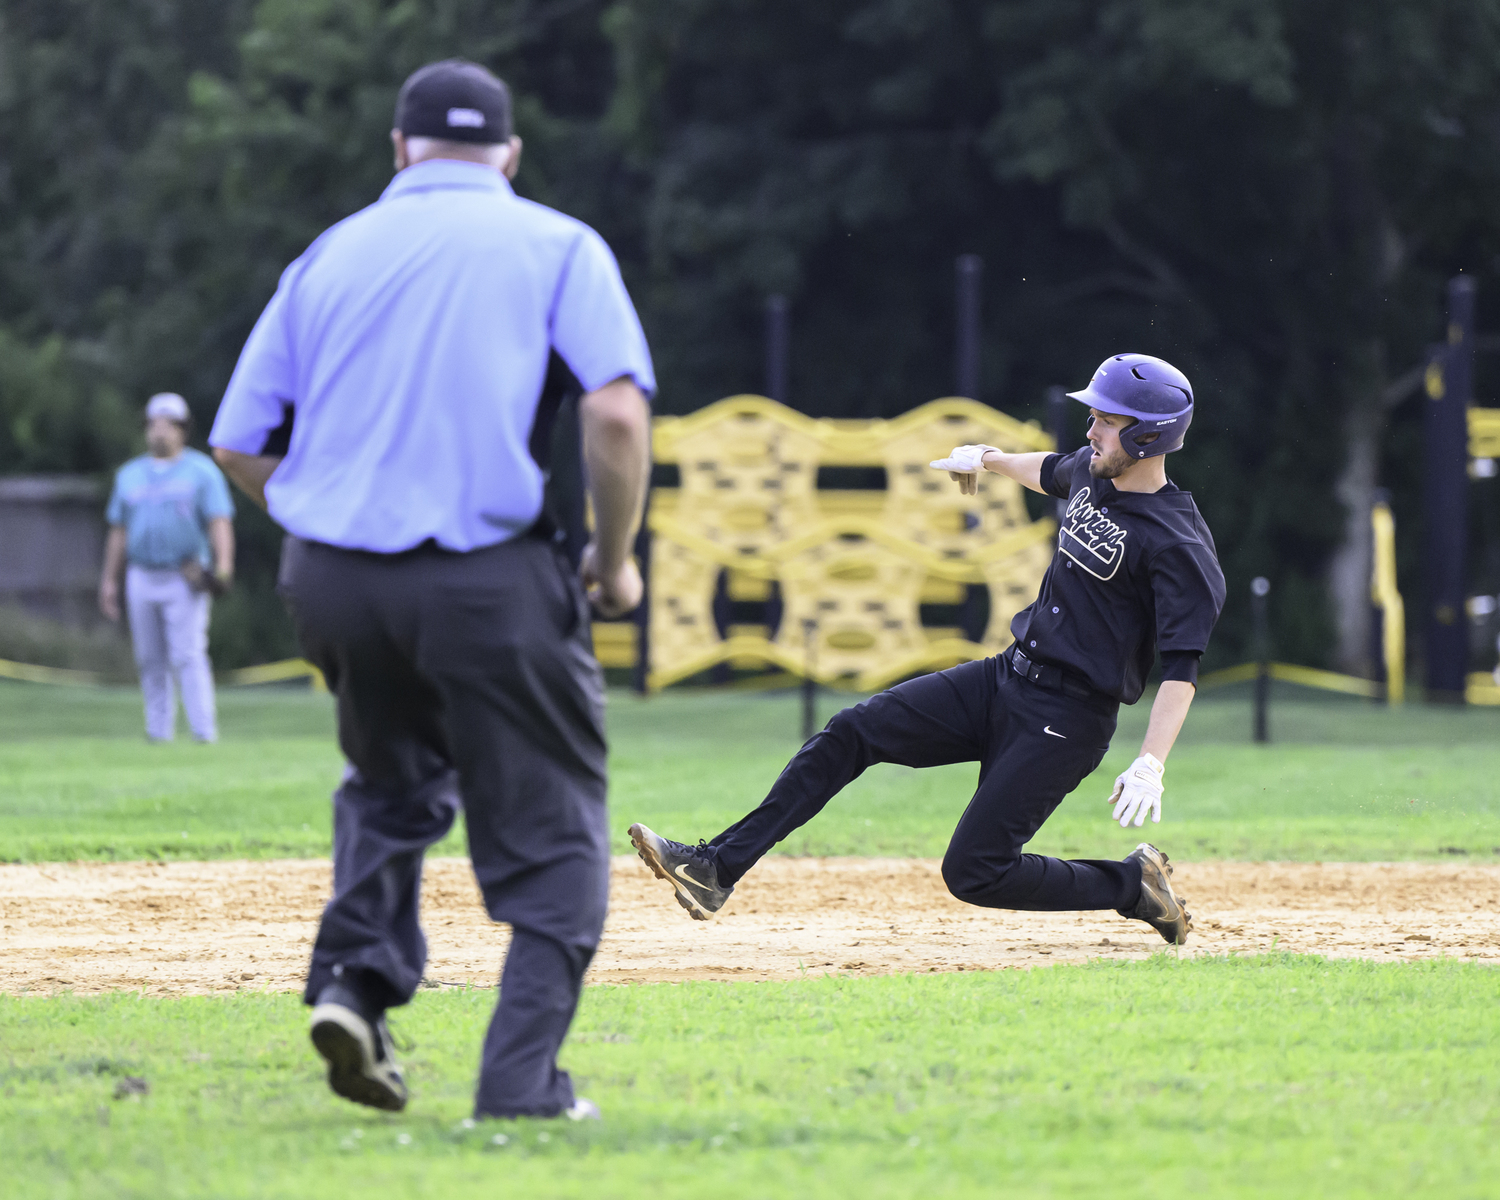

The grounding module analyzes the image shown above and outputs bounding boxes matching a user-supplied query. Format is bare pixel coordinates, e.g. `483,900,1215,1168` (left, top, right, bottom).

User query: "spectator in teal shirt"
100,393,236,741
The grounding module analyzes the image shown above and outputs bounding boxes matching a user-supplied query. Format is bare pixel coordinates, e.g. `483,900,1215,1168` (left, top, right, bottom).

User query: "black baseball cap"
394,59,512,145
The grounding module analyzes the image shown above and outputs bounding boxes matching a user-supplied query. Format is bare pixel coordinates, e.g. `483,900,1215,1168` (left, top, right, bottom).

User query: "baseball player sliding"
630,353,1225,945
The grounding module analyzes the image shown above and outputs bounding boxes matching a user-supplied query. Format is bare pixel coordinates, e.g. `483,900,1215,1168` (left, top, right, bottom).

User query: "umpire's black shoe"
310,984,408,1112
628,823,733,921
1118,843,1193,945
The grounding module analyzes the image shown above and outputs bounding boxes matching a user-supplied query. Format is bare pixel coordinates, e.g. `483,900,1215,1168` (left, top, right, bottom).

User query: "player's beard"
1088,444,1134,479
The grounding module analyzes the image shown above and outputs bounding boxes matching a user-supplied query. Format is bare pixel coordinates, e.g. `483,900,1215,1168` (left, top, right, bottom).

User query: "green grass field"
2,679,1497,1197
2,680,1498,863
5,957,1497,1200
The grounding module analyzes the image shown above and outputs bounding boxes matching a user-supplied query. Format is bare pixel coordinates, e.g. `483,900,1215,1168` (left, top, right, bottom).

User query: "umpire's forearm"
579,377,651,571
1140,680,1196,764
212,448,282,511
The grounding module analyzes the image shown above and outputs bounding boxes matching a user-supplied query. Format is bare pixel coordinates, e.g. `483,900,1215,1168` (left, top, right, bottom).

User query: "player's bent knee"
823,705,856,731
941,850,1021,904
807,705,859,750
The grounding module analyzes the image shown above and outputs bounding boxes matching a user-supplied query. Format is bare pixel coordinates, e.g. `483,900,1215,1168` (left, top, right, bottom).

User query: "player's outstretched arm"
929,445,1051,495
1107,680,1196,827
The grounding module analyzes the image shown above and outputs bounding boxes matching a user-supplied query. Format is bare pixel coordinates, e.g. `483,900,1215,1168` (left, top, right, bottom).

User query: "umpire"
209,59,653,1120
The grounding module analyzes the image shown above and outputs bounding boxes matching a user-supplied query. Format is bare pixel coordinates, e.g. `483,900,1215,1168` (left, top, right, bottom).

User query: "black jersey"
1009,447,1226,704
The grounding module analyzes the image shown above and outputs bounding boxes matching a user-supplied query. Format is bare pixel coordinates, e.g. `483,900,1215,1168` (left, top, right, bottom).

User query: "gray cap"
145,392,190,422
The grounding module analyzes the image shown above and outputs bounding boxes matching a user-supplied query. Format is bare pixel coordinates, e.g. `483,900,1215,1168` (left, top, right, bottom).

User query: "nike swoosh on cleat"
1044,725,1066,738
671,862,709,891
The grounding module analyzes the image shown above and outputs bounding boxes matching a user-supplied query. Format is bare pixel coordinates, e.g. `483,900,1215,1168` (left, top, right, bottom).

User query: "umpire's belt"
1007,648,1104,703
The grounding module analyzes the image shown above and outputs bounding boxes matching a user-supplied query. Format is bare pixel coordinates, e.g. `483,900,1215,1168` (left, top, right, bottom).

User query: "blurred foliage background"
3,0,1500,671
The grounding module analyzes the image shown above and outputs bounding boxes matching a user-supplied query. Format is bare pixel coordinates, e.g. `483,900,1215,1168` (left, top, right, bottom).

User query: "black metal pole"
631,487,652,696
1251,576,1270,743
765,294,789,405
1045,385,1069,451
1370,486,1391,706
1423,275,1473,702
1046,384,1069,522
955,255,982,400
801,618,818,742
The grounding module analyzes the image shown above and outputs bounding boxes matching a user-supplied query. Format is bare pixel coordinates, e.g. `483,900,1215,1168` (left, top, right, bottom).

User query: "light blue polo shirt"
105,449,235,569
209,159,656,553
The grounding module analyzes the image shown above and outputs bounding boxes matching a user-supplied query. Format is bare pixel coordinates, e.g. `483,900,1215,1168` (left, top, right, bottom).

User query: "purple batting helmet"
1066,353,1194,458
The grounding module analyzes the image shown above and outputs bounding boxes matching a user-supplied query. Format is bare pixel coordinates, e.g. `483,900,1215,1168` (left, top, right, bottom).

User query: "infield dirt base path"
2,857,1497,996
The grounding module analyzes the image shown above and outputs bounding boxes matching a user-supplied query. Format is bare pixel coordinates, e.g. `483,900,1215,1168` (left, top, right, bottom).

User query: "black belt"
1007,648,1106,703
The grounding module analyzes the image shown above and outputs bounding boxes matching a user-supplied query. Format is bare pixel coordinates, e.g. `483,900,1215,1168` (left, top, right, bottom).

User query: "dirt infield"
2,856,1497,995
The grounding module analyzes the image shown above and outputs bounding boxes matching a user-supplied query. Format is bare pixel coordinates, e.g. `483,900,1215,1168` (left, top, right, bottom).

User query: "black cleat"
1118,842,1193,945
310,990,408,1112
628,823,733,921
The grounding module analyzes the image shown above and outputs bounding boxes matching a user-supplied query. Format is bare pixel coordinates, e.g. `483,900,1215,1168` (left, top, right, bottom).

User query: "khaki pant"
125,565,217,742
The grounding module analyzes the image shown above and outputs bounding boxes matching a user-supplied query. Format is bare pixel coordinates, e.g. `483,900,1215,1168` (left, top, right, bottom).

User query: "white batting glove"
929,445,999,496
1108,753,1165,827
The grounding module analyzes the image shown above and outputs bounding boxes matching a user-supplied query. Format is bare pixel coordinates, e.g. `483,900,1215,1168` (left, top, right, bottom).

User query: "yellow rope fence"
0,653,1406,702
0,657,325,690
1196,661,1381,698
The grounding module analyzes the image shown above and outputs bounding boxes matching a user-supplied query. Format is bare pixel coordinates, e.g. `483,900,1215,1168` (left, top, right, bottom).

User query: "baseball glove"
180,559,231,597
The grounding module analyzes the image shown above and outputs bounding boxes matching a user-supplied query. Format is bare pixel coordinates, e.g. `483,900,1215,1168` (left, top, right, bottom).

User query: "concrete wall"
0,475,106,627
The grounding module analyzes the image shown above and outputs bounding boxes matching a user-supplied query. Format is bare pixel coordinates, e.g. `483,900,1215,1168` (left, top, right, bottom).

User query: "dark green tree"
6,0,1500,673
604,0,1500,671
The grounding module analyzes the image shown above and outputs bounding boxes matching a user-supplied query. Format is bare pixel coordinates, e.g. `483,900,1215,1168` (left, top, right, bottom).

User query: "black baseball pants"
279,533,609,1119
710,655,1143,911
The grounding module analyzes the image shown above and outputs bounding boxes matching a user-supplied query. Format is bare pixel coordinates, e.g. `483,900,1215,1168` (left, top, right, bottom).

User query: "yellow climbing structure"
602,395,1056,691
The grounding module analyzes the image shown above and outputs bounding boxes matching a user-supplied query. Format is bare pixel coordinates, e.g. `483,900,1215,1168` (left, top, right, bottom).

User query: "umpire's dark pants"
279,534,608,1119
711,655,1143,910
